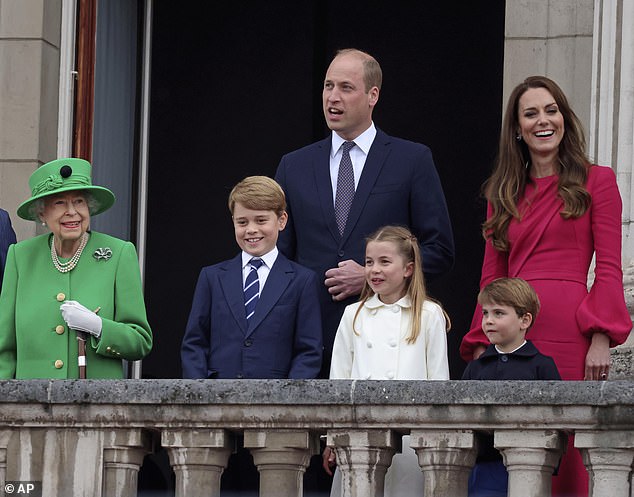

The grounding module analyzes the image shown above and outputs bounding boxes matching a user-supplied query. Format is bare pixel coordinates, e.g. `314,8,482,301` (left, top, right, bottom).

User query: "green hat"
17,158,116,221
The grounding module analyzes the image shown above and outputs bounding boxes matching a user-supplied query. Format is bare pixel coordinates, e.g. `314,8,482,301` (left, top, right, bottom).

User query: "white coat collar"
363,293,411,309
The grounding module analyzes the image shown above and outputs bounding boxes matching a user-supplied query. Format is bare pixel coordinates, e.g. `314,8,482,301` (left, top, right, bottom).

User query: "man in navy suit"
181,176,322,379
0,209,17,290
275,49,454,377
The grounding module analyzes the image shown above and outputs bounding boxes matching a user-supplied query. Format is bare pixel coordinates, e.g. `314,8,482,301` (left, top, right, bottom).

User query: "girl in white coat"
325,225,450,497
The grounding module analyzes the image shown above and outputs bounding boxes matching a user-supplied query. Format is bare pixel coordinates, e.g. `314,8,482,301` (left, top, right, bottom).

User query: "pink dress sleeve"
459,203,509,361
576,166,632,346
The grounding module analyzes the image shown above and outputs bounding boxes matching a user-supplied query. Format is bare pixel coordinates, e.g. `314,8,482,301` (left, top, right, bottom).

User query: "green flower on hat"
17,158,116,220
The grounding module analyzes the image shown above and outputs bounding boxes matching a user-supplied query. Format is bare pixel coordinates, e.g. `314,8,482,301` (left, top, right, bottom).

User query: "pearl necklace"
51,232,89,273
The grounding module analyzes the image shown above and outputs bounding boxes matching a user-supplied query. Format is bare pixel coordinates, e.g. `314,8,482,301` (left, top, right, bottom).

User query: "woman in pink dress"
460,76,631,497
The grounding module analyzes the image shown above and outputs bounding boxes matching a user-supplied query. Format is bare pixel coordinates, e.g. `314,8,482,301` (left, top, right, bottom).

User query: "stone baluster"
0,430,10,490
328,429,397,497
102,429,152,497
244,429,318,497
162,429,233,497
496,429,565,497
575,430,634,497
409,429,477,497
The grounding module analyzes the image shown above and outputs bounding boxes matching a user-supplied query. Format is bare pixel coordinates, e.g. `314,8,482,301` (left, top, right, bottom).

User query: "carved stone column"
327,429,398,497
102,429,152,497
409,429,477,497
0,430,11,490
496,429,565,497
162,429,233,497
575,430,634,497
244,430,318,497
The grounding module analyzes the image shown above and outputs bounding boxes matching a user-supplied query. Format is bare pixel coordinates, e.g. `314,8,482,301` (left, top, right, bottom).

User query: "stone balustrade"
0,379,633,497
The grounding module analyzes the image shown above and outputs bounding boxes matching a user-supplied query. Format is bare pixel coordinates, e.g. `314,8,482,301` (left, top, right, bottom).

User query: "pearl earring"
515,134,522,141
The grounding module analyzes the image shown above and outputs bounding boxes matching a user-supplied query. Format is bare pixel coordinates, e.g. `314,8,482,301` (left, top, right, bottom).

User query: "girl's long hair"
353,225,450,344
484,75,591,251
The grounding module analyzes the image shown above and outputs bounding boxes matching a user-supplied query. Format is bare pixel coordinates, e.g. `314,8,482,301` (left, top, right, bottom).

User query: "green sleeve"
0,245,17,378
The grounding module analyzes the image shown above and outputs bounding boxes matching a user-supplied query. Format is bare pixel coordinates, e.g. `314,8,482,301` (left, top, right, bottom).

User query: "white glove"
60,300,102,338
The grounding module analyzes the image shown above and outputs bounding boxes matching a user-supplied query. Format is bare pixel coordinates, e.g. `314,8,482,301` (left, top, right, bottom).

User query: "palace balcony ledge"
0,379,633,497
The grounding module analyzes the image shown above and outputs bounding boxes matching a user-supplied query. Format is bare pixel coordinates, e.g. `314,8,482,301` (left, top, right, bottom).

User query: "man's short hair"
335,48,382,92
228,176,286,217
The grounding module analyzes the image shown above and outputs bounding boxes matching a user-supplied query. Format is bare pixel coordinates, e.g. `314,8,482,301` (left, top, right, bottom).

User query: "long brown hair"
483,76,591,251
353,225,450,344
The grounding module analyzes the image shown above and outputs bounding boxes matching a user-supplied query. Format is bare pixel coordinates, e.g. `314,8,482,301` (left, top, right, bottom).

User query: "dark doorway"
144,1,506,380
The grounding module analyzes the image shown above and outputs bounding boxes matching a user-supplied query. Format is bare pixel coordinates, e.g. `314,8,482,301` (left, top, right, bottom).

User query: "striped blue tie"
244,258,264,320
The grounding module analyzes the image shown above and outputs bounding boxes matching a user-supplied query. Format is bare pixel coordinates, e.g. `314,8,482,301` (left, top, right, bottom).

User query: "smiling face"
364,240,413,304
481,302,532,352
40,191,91,255
232,202,287,257
517,87,565,164
322,53,379,141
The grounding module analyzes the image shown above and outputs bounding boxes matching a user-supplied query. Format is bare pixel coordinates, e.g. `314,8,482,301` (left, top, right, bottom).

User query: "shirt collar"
363,293,411,309
495,340,527,355
241,246,278,269
330,122,376,158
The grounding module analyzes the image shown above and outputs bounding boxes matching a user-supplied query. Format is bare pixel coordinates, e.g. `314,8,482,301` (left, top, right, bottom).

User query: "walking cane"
76,331,88,379
74,306,101,379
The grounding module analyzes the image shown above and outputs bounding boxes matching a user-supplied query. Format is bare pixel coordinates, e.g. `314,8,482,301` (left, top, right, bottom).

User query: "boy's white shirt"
330,294,450,380
241,247,278,291
495,340,527,355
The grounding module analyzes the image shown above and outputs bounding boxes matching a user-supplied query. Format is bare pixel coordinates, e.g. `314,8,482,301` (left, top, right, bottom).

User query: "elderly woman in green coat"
0,158,152,379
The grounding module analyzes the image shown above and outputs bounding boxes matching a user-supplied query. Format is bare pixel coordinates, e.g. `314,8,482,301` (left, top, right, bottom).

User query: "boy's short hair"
228,176,286,217
478,278,540,329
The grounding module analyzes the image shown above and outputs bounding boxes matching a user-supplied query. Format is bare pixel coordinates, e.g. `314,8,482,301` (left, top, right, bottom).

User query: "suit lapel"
340,129,391,245
246,255,293,336
314,137,342,242
219,254,248,334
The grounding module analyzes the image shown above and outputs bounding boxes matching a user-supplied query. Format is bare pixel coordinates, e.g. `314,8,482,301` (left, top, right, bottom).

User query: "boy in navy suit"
462,278,561,497
181,175,323,379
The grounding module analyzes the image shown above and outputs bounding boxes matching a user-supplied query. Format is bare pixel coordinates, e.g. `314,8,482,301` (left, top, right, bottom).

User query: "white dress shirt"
329,123,377,204
241,247,278,291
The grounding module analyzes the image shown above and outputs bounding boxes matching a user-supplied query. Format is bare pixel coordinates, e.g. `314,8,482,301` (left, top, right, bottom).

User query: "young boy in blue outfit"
181,175,323,379
462,277,561,497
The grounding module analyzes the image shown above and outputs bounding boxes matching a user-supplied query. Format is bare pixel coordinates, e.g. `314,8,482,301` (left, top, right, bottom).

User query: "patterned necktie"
244,258,264,320
334,141,356,235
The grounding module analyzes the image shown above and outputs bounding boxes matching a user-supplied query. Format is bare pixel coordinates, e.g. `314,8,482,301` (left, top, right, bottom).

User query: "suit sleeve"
410,146,454,278
275,157,297,261
576,166,632,345
181,269,213,378
460,202,509,361
91,242,153,361
0,245,18,378
0,210,17,289
288,269,323,379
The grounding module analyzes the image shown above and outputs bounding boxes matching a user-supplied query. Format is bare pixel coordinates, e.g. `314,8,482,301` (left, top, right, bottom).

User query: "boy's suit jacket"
181,252,323,379
275,128,454,357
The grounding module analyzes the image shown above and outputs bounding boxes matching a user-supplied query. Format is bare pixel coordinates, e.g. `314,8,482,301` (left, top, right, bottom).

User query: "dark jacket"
462,340,561,461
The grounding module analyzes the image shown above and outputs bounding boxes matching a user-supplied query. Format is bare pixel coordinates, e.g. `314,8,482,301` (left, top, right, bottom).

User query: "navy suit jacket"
275,129,454,358
181,252,323,379
0,209,16,291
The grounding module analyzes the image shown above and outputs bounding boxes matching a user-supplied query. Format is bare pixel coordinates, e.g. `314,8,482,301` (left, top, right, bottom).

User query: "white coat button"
56,292,66,302
54,360,64,369
386,371,395,379
389,339,397,347
55,325,65,335
391,306,400,313
367,341,373,348
370,309,378,315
